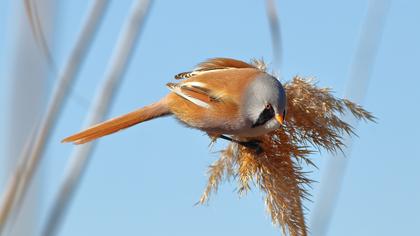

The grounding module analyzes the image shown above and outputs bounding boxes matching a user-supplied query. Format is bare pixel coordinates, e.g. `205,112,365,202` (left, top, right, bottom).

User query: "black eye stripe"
252,104,275,128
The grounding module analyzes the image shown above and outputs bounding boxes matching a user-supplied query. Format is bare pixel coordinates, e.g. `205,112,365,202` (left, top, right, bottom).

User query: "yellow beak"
275,114,284,125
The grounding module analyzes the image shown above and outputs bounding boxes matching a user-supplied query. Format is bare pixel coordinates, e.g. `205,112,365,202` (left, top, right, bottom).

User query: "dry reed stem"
0,128,36,231
0,1,109,234
310,1,390,234
266,0,282,69
199,76,375,236
24,0,57,70
41,1,153,235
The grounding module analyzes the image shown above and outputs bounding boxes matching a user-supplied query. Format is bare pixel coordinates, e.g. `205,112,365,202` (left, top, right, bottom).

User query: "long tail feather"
62,100,170,144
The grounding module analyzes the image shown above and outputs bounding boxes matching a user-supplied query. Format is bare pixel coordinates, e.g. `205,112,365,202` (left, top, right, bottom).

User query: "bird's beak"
275,114,284,125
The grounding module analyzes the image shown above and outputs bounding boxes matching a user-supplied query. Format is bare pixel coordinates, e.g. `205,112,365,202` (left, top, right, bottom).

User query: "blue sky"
1,0,420,235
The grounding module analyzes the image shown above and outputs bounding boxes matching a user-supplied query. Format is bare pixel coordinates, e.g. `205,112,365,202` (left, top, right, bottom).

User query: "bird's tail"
62,99,170,144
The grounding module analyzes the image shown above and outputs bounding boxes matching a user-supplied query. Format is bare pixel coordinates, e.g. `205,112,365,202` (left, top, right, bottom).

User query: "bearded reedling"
63,58,287,152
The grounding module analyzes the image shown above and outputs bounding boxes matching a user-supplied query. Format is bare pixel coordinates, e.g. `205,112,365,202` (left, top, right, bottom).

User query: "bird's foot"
218,135,263,154
238,140,263,154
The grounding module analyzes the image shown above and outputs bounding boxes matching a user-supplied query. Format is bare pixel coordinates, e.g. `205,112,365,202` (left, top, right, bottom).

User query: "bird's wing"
170,64,265,108
195,58,256,71
166,81,225,108
174,58,259,80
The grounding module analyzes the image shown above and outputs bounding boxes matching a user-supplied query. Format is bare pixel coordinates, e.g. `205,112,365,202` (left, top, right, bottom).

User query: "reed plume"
199,75,375,236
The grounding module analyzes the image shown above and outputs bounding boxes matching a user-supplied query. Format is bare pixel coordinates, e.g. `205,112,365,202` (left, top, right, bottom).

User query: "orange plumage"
62,101,170,144
63,58,286,144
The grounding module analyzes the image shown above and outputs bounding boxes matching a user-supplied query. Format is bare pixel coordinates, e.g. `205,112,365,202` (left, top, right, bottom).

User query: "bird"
62,58,287,151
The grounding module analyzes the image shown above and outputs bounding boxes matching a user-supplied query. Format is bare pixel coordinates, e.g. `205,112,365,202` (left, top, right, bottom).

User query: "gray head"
242,73,287,135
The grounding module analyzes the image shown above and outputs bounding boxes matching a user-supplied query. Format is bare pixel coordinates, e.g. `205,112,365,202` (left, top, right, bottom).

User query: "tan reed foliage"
199,76,375,236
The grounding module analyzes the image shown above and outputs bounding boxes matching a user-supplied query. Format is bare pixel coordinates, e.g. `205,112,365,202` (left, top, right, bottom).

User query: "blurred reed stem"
0,1,109,234
41,1,152,235
266,0,282,72
24,0,57,70
310,1,391,235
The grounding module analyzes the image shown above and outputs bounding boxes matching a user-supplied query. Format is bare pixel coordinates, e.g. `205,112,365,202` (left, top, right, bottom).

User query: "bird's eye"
252,103,275,127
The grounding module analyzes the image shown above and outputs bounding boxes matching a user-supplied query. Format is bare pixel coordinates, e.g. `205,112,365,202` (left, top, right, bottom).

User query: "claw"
218,135,263,154
239,140,263,154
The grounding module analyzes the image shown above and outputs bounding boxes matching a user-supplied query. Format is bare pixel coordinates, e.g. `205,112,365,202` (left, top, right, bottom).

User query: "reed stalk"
41,1,152,235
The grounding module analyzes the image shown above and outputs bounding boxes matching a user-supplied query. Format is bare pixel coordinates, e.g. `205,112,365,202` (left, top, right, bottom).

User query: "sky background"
1,0,419,235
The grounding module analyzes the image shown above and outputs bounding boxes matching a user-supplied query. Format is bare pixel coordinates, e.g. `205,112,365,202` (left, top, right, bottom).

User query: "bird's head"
242,73,287,134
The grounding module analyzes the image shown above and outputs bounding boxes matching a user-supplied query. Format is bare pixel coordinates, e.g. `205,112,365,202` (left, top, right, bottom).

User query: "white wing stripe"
168,85,210,108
